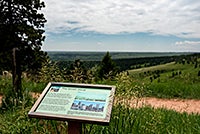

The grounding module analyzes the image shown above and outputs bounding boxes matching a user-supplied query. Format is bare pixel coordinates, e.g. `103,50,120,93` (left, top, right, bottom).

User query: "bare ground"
0,94,200,114
128,97,200,114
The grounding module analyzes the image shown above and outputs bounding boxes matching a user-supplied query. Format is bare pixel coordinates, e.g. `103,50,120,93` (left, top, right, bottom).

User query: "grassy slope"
129,62,176,73
128,62,200,99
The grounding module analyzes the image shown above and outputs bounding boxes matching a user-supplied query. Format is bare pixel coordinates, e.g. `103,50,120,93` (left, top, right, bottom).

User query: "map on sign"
28,82,115,124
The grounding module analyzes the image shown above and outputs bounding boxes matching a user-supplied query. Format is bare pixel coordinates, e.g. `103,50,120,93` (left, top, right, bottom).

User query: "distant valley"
47,51,189,61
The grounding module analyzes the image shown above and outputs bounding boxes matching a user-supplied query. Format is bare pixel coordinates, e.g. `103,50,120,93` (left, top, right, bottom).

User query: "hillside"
47,51,197,71
128,60,200,99
1,52,200,133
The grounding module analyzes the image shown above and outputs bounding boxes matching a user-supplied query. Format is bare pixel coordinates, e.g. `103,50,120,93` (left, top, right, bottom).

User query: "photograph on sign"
28,82,115,124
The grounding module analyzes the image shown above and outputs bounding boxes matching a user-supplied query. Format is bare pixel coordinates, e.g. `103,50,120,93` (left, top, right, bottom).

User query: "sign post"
28,82,115,133
68,121,82,134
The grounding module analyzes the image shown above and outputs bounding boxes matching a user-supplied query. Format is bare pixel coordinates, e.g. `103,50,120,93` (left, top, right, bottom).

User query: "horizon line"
45,50,199,53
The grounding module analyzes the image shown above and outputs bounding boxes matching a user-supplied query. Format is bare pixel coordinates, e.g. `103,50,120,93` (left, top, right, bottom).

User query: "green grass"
0,77,12,95
1,104,200,134
85,105,200,134
0,106,67,134
1,60,200,133
0,77,47,95
22,80,47,93
0,74,200,133
129,62,200,99
129,62,176,74
147,81,200,99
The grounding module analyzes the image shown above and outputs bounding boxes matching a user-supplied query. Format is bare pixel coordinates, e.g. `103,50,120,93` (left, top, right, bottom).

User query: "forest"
49,51,200,71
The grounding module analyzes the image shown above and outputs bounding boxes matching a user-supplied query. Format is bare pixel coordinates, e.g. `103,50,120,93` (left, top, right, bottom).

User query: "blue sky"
41,0,200,52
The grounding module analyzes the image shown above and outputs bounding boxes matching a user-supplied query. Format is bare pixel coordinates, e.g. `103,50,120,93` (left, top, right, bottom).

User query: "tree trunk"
12,48,22,99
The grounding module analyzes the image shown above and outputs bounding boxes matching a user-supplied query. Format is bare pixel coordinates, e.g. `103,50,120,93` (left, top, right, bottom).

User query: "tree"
98,52,118,79
0,0,47,99
67,59,88,82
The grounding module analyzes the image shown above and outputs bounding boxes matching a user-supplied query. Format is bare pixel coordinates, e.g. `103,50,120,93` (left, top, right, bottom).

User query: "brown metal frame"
28,82,115,125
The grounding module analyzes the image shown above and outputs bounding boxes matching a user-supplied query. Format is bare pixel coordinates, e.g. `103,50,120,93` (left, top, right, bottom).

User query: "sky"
41,0,200,52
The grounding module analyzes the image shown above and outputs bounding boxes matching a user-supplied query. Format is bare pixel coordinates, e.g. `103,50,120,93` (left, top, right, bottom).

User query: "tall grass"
84,105,200,134
0,77,12,95
0,106,67,134
1,104,200,134
22,79,47,93
147,80,200,99
129,62,200,99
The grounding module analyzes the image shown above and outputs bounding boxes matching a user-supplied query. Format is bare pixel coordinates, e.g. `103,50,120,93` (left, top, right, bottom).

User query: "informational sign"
28,82,115,125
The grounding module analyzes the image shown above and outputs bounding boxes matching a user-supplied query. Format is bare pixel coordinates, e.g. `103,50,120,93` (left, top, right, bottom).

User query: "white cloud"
43,0,200,38
175,40,200,51
175,40,200,45
97,42,103,45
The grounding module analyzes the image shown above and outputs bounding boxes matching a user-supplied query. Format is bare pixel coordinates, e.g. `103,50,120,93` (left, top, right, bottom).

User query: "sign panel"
28,82,115,125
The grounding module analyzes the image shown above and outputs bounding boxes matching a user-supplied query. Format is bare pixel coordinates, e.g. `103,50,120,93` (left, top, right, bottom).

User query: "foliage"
33,59,65,83
1,67,200,133
22,79,46,93
47,51,200,72
98,52,119,80
46,52,200,77
1,77,200,134
31,59,96,84
147,81,200,99
1,103,200,134
0,79,33,110
0,77,12,94
0,0,47,72
0,0,47,100
115,71,145,97
0,106,67,134
84,105,200,134
48,51,187,61
1,52,200,133
66,59,92,83
129,59,200,99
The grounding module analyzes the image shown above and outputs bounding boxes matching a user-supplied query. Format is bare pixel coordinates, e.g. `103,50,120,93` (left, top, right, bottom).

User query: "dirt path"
0,94,200,114
128,97,200,114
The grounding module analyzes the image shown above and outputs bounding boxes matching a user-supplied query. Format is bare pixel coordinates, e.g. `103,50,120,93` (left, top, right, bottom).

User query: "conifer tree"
98,52,118,79
0,0,47,99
